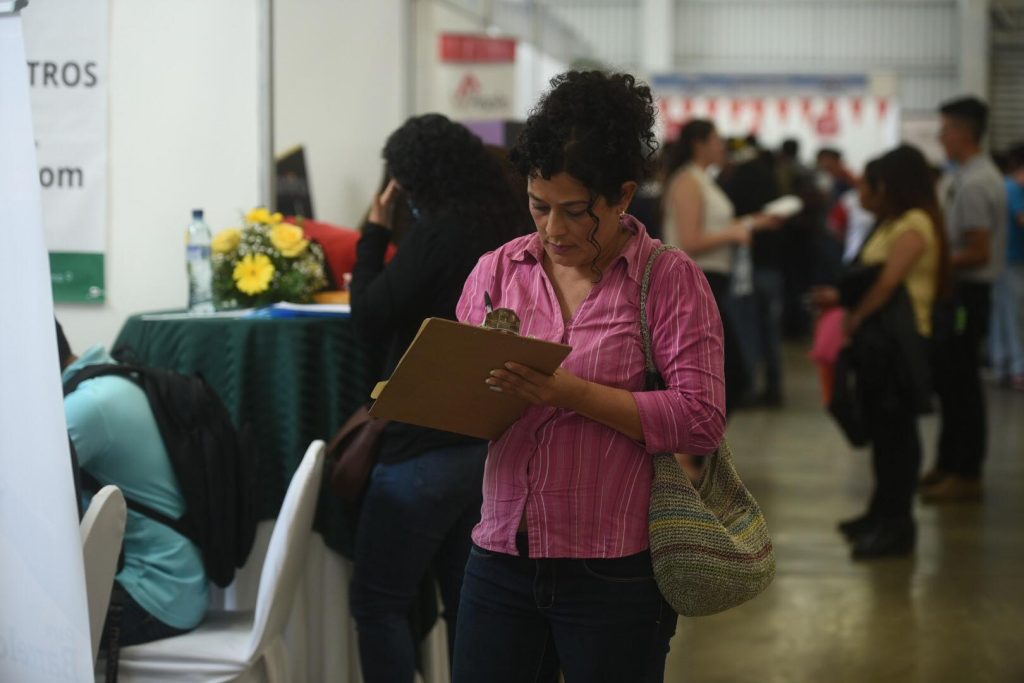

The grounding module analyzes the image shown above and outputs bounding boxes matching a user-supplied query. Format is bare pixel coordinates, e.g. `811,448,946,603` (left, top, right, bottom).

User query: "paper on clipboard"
368,318,572,440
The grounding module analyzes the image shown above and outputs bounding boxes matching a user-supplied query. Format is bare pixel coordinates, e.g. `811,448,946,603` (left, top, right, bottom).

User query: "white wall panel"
531,0,962,114
673,0,959,111
546,1,642,69
274,0,406,228
54,0,263,348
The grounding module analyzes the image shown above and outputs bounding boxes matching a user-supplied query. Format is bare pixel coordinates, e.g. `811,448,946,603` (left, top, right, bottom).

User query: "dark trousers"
705,271,750,414
452,538,678,683
752,268,785,396
349,443,487,683
866,403,923,520
934,282,991,478
99,582,190,651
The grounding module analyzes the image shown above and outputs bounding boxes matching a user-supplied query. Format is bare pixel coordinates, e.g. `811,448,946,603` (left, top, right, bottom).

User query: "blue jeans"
349,443,487,683
989,265,1024,378
452,538,678,683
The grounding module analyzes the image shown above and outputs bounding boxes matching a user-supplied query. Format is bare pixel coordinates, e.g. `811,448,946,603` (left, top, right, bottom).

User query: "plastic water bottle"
185,209,215,313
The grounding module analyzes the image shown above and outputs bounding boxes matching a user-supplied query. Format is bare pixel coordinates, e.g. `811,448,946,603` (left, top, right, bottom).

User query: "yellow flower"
246,207,283,225
233,253,275,295
270,222,309,258
212,228,242,254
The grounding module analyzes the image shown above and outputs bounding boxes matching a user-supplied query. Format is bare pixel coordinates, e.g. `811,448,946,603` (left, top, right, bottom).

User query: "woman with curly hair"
453,71,726,682
348,113,528,683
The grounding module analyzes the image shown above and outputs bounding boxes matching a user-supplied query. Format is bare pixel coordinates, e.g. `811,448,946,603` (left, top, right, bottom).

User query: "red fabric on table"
292,219,396,286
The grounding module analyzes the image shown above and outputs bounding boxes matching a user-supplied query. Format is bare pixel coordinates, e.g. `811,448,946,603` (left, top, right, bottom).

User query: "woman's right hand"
729,222,753,246
368,179,400,229
809,285,840,310
749,213,784,231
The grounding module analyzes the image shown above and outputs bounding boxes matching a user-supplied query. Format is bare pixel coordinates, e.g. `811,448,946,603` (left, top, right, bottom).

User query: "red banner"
801,97,814,119
440,34,516,63
778,99,790,120
851,97,863,120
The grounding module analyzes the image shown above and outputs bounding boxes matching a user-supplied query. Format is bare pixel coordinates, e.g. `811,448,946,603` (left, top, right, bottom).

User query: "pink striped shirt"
456,216,726,558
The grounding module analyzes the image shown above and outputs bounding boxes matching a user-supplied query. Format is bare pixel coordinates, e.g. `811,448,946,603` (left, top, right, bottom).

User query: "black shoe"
760,390,784,408
837,513,875,541
851,517,916,560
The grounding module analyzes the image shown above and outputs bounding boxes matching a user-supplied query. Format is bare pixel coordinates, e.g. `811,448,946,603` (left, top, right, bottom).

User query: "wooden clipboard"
368,318,572,440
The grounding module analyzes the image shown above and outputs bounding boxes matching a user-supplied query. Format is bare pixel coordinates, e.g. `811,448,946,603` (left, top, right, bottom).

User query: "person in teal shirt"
59,324,208,645
989,144,1024,390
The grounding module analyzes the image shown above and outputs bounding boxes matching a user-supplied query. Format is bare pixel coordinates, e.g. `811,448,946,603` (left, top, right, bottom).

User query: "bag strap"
640,245,676,390
102,584,125,683
639,245,715,479
63,363,138,396
79,470,189,540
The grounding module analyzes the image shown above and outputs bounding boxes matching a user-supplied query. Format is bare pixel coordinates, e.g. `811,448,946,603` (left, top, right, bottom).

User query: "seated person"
58,322,208,647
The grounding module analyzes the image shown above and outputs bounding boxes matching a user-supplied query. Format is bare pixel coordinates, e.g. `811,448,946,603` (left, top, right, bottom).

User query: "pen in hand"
484,291,494,315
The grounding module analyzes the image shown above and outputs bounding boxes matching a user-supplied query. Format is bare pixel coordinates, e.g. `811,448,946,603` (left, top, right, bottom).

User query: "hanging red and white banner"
851,97,864,121
657,93,900,172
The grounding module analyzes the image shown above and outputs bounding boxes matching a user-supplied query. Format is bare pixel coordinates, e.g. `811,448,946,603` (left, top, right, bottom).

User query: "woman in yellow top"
814,144,950,559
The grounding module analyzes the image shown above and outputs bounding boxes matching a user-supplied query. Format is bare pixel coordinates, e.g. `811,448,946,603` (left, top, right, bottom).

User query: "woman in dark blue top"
348,113,528,683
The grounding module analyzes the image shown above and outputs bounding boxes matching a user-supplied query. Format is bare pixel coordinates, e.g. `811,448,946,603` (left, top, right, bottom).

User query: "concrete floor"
664,345,1024,683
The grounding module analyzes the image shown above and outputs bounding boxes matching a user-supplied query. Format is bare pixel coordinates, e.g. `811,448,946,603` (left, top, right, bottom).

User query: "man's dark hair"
56,319,72,370
781,139,800,159
939,96,989,142
817,147,842,162
1005,142,1024,172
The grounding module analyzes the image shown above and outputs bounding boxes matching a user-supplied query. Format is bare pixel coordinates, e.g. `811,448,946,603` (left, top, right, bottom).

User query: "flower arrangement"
211,207,327,308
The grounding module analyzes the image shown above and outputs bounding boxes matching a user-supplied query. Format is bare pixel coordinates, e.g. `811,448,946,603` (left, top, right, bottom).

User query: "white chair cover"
107,441,326,683
80,485,127,664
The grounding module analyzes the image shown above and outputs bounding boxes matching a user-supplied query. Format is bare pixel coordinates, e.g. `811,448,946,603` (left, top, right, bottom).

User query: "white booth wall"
273,0,407,230
53,0,264,349
53,0,410,349
52,0,573,348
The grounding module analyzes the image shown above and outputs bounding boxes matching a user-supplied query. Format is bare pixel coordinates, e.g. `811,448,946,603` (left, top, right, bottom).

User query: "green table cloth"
114,312,376,557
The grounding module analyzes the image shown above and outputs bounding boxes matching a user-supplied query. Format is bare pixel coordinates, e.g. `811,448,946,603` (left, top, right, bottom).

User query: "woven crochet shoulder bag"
641,245,776,617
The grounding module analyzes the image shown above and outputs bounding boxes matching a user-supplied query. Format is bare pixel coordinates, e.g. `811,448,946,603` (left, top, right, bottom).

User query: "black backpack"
64,363,257,588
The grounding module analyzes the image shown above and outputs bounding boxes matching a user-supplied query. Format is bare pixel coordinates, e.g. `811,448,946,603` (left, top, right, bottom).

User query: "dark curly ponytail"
510,70,658,204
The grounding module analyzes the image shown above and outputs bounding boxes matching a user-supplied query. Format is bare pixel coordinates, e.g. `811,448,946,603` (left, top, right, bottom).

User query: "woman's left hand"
842,312,860,341
368,179,400,229
486,362,588,410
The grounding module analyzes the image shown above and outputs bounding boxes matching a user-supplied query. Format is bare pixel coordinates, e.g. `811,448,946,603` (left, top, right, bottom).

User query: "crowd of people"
58,71,1022,682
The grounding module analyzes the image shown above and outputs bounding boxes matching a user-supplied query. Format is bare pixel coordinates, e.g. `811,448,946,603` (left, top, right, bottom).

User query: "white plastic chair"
107,440,326,683
81,485,128,664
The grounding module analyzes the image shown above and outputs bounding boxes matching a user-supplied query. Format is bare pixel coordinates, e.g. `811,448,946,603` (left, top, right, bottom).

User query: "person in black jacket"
348,113,529,683
812,145,950,559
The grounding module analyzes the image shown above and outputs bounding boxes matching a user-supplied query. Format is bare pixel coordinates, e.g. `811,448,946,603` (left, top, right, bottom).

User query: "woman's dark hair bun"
510,70,658,203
